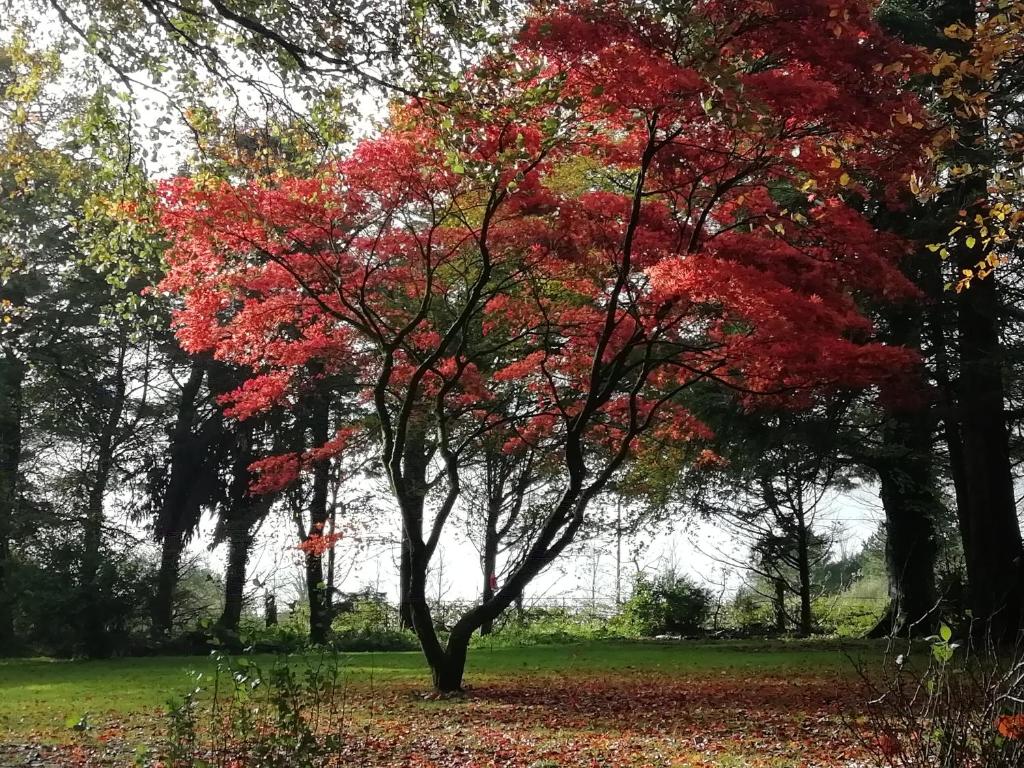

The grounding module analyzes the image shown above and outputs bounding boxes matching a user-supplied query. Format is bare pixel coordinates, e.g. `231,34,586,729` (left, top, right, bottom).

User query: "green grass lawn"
0,643,888,768
0,639,882,744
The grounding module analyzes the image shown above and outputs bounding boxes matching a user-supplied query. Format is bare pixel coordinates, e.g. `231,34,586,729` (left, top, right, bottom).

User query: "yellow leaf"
966,236,977,248
839,173,851,187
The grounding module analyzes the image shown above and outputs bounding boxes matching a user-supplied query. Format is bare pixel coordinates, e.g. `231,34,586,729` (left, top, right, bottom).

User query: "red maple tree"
157,0,927,690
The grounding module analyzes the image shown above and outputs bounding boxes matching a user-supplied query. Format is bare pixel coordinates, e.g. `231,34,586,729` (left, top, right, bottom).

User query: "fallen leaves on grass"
6,672,874,767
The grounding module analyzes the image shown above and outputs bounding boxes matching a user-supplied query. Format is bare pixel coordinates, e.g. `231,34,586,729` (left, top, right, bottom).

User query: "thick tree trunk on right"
955,267,1023,641
0,354,24,651
934,0,1024,644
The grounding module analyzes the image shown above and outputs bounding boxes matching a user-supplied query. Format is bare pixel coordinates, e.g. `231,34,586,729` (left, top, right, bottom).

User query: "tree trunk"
265,593,278,627
306,394,332,645
433,628,472,693
939,0,1023,644
152,528,185,640
876,410,939,636
955,267,1023,641
773,578,787,634
219,516,254,634
872,275,940,637
399,526,414,630
0,354,24,650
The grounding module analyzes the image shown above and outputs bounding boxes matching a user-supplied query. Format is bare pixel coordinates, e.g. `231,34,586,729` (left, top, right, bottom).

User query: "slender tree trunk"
796,510,813,638
265,593,277,627
0,354,24,650
399,526,414,630
306,395,332,645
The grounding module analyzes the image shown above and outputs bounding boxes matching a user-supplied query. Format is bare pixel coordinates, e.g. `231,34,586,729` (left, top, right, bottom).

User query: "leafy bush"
472,607,618,647
617,572,712,636
10,541,156,656
330,591,418,651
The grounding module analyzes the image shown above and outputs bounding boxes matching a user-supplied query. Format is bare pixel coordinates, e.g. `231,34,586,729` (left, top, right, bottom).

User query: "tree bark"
773,578,786,634
0,354,24,650
217,424,270,636
955,266,1023,642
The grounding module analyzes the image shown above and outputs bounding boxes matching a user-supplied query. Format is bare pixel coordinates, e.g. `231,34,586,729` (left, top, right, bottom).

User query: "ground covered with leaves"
0,641,883,767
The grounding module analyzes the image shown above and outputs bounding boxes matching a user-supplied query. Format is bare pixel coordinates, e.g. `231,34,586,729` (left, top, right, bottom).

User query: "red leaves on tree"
156,0,928,496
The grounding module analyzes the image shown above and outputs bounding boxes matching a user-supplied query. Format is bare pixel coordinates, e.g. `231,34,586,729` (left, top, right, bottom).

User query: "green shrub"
471,607,618,647
617,572,712,636
329,591,418,651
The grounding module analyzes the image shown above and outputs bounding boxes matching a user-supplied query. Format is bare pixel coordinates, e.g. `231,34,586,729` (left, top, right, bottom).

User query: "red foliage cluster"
156,0,929,491
998,713,1024,740
297,532,344,557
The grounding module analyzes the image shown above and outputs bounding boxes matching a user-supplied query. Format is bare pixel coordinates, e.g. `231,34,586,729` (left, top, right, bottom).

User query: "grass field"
0,640,887,767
